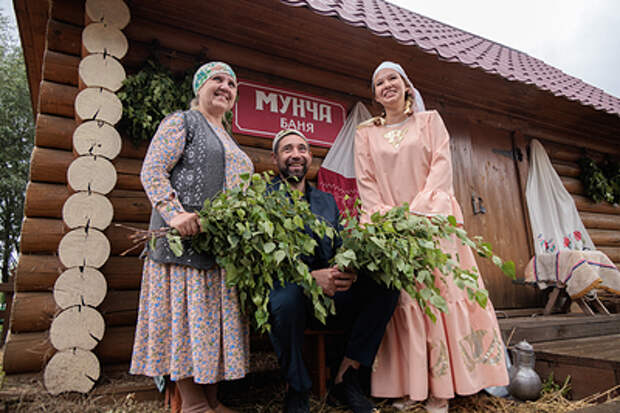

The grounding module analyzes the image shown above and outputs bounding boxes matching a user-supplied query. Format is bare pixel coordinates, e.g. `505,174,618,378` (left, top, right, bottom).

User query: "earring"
404,97,413,116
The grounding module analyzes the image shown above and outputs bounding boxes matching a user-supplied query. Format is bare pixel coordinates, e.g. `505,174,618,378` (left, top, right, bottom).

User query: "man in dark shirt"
268,129,400,413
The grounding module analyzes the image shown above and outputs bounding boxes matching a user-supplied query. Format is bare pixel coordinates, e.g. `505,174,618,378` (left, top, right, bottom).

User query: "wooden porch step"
569,400,620,412
533,334,620,399
498,313,620,344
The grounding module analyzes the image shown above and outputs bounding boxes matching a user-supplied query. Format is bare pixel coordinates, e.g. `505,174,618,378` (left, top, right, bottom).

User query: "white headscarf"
372,61,426,113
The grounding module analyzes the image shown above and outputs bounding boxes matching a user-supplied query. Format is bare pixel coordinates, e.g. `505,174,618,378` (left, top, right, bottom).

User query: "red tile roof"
281,0,620,116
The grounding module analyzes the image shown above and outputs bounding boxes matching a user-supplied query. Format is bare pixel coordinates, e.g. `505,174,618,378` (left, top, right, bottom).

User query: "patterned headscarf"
371,61,425,112
192,61,237,95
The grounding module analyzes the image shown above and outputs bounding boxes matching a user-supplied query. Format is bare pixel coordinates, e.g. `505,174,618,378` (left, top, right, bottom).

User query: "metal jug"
508,340,542,401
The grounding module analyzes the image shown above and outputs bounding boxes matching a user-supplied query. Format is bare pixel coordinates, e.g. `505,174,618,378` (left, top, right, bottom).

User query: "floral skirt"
130,259,250,383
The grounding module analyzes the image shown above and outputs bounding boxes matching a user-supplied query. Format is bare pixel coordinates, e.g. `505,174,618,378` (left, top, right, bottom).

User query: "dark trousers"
268,274,400,392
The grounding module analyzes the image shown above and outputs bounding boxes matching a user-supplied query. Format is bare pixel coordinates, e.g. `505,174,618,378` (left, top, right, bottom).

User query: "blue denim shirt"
269,176,342,270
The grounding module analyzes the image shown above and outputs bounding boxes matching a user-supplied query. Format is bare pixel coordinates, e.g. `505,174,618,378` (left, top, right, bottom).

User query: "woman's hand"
170,212,201,237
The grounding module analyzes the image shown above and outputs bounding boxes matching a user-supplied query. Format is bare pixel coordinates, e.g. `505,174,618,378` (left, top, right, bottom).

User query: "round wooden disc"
50,305,105,351
67,155,117,195
58,227,111,268
75,87,123,125
79,53,126,92
73,120,122,159
44,348,100,395
85,0,131,30
82,22,128,59
54,267,108,309
62,191,114,230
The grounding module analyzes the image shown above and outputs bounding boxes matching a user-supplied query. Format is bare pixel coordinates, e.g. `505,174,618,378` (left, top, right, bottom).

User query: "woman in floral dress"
130,62,253,413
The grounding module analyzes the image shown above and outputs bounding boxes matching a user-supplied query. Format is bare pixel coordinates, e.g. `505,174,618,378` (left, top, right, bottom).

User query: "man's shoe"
329,367,377,413
283,387,310,413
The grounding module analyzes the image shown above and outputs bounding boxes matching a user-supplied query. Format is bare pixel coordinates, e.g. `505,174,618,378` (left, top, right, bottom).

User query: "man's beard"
279,160,307,183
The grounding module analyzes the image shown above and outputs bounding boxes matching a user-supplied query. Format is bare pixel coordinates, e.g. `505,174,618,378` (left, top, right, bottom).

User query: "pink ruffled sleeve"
354,126,392,222
409,111,462,221
140,112,186,225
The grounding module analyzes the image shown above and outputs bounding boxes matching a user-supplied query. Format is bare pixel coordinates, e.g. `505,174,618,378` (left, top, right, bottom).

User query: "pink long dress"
354,110,509,400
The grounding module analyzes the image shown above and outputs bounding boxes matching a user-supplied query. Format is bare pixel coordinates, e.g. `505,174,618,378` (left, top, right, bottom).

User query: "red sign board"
232,80,346,147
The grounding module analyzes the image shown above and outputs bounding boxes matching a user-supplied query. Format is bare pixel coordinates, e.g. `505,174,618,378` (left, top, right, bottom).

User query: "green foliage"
541,372,571,397
0,14,34,282
166,173,336,333
117,58,236,145
333,202,515,322
578,156,618,204
601,157,620,203
117,58,193,146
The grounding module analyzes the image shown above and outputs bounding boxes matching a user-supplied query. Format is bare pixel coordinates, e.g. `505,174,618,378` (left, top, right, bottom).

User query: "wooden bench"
303,329,343,397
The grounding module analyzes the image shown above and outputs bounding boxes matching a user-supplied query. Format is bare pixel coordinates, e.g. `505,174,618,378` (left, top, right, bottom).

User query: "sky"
389,0,620,98
1,0,619,97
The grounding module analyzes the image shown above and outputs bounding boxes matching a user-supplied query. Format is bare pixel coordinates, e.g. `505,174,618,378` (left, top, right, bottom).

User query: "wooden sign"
232,80,346,147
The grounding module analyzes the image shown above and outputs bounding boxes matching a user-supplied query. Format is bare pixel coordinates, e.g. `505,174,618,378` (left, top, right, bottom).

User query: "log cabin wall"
5,0,619,375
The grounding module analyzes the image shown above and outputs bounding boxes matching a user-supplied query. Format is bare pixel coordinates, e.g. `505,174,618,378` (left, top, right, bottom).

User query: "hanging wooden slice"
62,191,114,230
49,305,105,351
44,348,100,395
73,120,122,159
53,267,108,309
85,0,131,30
75,87,123,125
82,22,128,59
67,155,117,194
79,53,126,92
58,227,110,268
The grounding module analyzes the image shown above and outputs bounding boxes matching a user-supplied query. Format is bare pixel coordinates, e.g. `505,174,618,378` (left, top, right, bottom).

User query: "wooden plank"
499,314,620,344
574,195,620,215
589,229,620,247
465,122,536,308
553,162,580,178
569,401,620,413
535,359,617,400
561,176,584,195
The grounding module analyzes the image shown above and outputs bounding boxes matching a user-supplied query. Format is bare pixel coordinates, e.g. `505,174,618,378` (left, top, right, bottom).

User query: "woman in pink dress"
354,61,508,412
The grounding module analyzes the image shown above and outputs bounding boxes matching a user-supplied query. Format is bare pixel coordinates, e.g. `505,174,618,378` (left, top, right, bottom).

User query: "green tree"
0,14,34,283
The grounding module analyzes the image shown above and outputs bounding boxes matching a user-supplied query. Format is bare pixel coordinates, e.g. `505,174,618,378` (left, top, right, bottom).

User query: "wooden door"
445,114,539,309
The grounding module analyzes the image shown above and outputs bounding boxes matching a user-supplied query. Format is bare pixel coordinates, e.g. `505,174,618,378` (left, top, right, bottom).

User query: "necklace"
383,118,409,149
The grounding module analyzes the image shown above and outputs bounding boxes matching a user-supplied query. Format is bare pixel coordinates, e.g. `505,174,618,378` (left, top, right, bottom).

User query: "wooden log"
58,227,111,268
47,20,82,56
62,191,114,230
580,212,620,230
43,50,79,86
10,292,58,333
561,176,584,195
15,255,143,292
30,146,142,190
82,23,128,59
49,0,85,27
574,195,620,215
44,348,100,395
2,324,135,374
35,114,76,149
10,290,139,333
25,182,149,223
15,255,64,292
36,114,149,160
50,305,105,350
20,218,147,257
85,0,131,30
599,247,620,263
74,87,123,125
553,162,580,178
67,155,117,194
54,267,108,309
589,229,620,247
39,81,77,118
73,120,122,159
79,53,126,92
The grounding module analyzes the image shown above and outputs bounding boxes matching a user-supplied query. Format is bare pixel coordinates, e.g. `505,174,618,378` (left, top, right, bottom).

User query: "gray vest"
146,110,226,270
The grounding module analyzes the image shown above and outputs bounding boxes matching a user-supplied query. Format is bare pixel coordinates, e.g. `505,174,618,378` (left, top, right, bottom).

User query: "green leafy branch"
130,173,336,333
333,202,516,322
578,156,616,204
